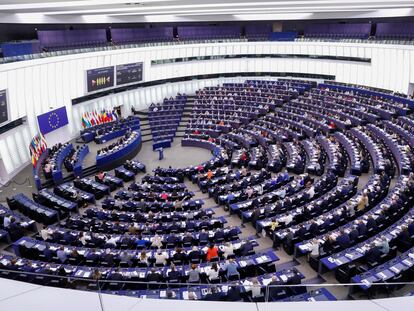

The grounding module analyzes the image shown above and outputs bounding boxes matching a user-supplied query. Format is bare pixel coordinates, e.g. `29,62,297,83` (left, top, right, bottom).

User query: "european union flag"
37,106,69,135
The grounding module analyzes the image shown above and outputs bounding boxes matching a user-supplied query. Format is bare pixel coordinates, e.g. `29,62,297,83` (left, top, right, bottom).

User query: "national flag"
103,111,108,123
106,110,112,122
90,112,96,126
81,114,87,128
31,153,36,166
112,109,118,120
39,133,47,151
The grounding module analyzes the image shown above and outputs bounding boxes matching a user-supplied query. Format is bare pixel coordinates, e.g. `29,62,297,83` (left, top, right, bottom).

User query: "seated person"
188,246,202,262
239,240,254,256
365,243,382,264
167,264,181,281
376,236,389,254
154,249,169,266
226,284,242,301
96,171,106,181
206,262,220,282
334,229,351,249
147,267,162,282
187,264,200,283
225,258,240,279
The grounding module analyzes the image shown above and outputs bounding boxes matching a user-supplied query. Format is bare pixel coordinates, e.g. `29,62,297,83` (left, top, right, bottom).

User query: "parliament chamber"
1,1,414,311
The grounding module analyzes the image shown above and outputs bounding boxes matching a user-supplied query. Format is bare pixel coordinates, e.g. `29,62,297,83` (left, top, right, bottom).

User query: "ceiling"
0,0,414,23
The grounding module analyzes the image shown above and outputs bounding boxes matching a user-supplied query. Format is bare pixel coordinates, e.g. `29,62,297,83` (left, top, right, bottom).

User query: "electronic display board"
0,89,9,125
116,62,143,86
86,66,114,93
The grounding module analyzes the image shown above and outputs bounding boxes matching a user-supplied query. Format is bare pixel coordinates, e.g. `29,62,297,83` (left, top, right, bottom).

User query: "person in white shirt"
308,239,320,261
106,236,118,247
222,242,234,259
206,262,220,281
283,214,293,225
251,278,263,298
245,187,254,199
151,234,163,248
307,185,315,199
40,226,51,240
154,249,169,266
3,215,12,228
79,233,88,246
138,250,149,265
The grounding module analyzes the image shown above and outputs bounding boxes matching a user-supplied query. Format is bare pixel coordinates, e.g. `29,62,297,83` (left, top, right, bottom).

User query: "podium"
156,147,164,160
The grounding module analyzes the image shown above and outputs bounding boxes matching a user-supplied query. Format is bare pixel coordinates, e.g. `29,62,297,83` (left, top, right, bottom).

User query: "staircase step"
133,110,149,117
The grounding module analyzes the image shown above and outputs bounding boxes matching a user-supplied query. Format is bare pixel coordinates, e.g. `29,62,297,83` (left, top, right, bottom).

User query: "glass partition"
1,269,414,306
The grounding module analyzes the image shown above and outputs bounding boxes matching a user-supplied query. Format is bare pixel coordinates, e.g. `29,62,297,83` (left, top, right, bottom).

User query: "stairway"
133,110,153,142
175,97,194,138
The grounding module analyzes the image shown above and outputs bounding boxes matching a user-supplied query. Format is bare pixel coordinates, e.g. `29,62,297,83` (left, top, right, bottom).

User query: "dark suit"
296,227,307,240
336,234,351,249
188,250,201,261
214,230,225,241
365,246,381,264
357,223,367,236
182,236,193,244
366,218,377,231
147,272,162,282
199,232,209,243
204,292,222,301
348,228,359,242
408,223,414,237
268,280,284,300
239,241,254,256
168,270,181,281
109,272,123,280
309,223,319,236
226,287,242,301
398,229,411,244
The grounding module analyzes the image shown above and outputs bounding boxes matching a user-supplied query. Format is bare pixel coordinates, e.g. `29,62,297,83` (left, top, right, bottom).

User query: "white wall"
1,41,414,181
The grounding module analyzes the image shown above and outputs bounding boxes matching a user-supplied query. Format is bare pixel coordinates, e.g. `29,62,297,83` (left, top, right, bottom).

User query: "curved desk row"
80,119,141,144
73,145,90,178
52,144,74,184
96,132,142,169
181,138,221,152
319,83,414,111
95,123,141,144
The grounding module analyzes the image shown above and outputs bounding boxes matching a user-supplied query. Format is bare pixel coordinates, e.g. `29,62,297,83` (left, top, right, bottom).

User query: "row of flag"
81,109,119,129
29,132,47,167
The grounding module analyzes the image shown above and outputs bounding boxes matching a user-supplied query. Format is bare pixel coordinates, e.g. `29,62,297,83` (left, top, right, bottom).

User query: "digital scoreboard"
0,89,9,125
86,66,115,93
116,62,143,86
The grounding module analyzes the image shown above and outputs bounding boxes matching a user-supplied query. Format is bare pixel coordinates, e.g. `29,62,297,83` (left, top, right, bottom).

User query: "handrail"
2,37,414,65
1,267,414,288
0,39,247,64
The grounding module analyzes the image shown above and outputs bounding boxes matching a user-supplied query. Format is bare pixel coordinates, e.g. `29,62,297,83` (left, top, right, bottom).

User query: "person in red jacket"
206,243,219,261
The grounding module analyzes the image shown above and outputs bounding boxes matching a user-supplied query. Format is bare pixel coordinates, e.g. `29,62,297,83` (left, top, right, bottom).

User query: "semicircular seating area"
1,78,414,303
